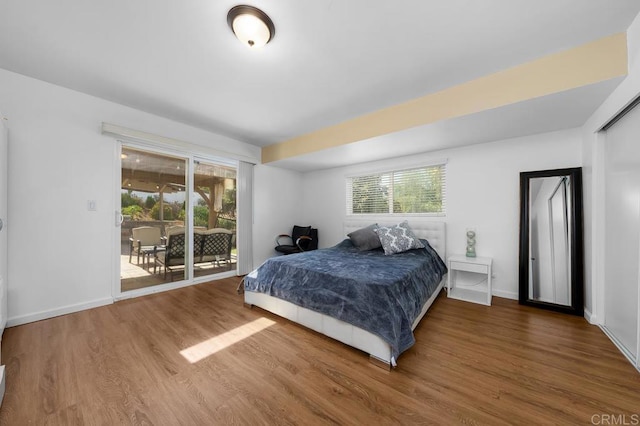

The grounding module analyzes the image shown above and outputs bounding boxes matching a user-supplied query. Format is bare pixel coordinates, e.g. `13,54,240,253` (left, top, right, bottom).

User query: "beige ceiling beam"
262,32,628,164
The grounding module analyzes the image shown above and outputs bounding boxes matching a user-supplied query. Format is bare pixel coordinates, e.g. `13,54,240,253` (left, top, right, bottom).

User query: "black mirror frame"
518,167,584,316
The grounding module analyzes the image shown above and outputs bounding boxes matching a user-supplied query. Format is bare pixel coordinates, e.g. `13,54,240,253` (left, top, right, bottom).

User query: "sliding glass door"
120,146,189,292
193,159,237,279
118,145,238,294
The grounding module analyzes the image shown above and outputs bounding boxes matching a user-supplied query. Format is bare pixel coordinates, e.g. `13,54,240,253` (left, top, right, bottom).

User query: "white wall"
301,128,583,299
581,129,595,318
252,164,304,267
0,68,260,325
628,11,640,72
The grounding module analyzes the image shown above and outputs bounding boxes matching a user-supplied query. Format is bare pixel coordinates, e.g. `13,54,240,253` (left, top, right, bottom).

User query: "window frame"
345,160,447,217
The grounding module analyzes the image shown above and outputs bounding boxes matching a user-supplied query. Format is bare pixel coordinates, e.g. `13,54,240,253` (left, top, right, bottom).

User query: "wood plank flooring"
1,277,638,425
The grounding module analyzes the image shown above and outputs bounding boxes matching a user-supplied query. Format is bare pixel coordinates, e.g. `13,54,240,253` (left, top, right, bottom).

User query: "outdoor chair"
129,226,163,268
275,225,318,255
155,227,234,279
200,228,234,267
154,227,186,280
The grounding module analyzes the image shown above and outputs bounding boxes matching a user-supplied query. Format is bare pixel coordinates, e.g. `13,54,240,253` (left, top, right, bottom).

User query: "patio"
121,242,236,292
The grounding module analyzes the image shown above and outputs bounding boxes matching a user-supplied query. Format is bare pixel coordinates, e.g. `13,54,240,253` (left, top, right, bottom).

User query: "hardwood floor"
1,278,638,425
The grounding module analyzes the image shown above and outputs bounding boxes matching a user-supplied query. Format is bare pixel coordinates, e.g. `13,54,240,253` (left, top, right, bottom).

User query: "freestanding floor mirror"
519,167,584,316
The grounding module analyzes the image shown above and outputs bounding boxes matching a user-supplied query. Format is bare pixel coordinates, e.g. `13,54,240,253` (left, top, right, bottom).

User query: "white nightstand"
447,255,493,306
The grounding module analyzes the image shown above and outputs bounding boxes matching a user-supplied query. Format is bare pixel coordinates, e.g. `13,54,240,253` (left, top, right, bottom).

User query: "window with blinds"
346,163,446,215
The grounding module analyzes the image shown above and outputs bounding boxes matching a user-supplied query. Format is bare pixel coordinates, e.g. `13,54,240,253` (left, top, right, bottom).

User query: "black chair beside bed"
274,225,318,255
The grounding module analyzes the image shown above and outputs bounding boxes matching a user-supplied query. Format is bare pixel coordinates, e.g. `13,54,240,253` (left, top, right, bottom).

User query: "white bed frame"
244,220,447,370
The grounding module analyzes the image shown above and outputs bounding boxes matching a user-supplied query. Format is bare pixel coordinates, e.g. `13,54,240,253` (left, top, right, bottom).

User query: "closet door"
0,116,7,333
0,114,7,404
604,102,640,364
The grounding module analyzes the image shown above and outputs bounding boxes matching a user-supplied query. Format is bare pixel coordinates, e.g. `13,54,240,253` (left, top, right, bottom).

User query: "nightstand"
447,255,493,306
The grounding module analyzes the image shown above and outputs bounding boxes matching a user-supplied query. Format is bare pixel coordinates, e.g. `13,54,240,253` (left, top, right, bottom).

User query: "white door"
0,115,7,332
604,102,640,365
0,113,7,404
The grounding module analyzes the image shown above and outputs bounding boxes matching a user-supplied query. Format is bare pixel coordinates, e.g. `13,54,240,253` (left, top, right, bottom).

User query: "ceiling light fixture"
227,5,275,48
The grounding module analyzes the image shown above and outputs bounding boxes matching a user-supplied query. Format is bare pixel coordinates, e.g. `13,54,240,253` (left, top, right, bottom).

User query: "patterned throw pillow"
374,221,425,255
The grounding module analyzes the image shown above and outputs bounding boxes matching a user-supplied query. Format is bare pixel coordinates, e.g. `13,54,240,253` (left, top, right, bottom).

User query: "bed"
243,220,447,370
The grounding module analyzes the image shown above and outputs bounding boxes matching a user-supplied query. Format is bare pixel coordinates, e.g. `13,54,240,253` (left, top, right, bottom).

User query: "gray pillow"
374,221,425,255
347,223,381,251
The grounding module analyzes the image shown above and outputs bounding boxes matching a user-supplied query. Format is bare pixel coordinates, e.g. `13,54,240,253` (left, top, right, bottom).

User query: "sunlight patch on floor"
180,317,276,363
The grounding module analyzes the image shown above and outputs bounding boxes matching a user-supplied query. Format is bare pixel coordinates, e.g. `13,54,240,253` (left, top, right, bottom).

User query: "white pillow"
374,221,425,255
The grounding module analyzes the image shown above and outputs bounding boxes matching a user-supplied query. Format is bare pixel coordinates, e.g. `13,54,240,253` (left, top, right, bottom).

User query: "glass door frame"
191,155,239,284
113,140,238,301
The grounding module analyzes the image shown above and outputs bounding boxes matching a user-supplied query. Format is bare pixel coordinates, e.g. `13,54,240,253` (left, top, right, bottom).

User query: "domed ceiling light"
227,5,275,48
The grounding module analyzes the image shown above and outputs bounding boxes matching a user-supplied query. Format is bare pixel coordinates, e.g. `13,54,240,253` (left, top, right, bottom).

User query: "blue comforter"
244,238,447,361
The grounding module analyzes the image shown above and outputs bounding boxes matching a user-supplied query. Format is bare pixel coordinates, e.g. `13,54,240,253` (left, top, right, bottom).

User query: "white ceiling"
1,1,639,169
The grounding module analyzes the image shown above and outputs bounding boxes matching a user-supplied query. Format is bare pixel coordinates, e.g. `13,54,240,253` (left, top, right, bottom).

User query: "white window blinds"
346,163,446,215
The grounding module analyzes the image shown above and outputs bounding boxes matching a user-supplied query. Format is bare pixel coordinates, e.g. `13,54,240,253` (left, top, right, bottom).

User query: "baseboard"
6,297,114,327
584,308,596,324
492,289,518,300
600,325,640,373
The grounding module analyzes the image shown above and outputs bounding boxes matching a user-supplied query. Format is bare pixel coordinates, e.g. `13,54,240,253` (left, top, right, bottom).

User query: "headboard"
343,219,446,261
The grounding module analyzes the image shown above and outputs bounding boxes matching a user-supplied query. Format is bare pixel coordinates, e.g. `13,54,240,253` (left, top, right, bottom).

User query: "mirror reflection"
519,167,583,316
528,176,572,306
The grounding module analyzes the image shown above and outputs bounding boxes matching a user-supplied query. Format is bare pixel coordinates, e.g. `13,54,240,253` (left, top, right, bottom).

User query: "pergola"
121,149,235,228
